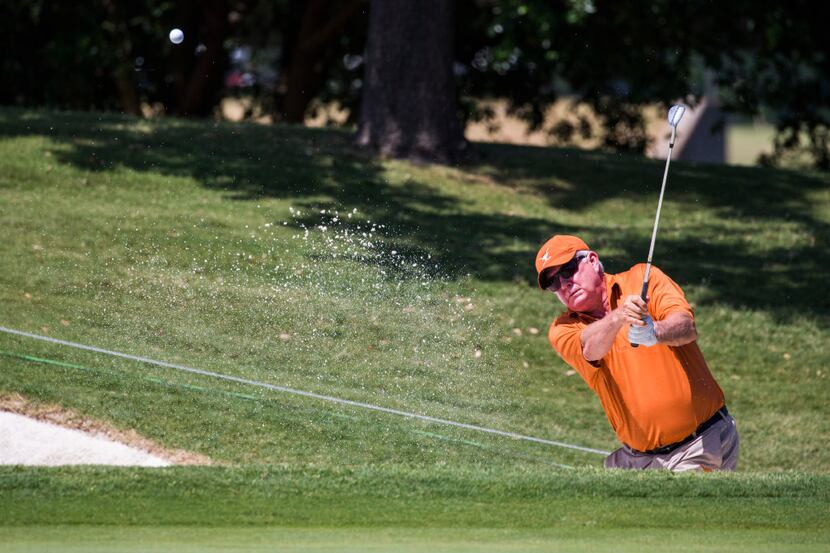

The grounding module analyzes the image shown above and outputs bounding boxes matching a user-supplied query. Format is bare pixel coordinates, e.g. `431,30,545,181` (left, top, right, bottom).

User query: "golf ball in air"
169,28,184,44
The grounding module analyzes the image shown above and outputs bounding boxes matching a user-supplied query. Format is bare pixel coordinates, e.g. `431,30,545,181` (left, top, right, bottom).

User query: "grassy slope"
0,107,828,548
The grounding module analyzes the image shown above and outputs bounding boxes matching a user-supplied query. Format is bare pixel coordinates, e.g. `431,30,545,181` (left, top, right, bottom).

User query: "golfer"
535,235,739,471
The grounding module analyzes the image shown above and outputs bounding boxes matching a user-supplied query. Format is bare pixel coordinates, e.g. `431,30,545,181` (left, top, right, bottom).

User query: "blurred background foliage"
0,0,827,168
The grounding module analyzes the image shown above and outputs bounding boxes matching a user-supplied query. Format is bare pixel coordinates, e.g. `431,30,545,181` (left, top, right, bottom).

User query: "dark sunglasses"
545,255,587,292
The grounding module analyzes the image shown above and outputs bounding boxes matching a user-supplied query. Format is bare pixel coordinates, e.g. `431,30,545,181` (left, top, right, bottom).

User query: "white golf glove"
628,316,658,347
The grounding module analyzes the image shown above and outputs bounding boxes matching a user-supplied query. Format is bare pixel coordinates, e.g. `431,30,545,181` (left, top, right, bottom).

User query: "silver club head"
668,104,686,127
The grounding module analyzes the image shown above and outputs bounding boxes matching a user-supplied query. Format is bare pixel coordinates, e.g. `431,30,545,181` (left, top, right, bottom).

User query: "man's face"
551,252,605,312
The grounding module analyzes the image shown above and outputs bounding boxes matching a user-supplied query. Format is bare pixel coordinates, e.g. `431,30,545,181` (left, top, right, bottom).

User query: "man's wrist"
610,308,625,327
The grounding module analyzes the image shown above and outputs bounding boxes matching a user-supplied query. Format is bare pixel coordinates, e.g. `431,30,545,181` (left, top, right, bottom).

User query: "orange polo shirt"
548,264,724,452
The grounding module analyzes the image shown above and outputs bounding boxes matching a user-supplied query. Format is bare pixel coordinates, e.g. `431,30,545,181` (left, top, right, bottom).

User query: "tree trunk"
114,70,140,116
99,0,140,115
281,0,363,123
172,0,230,117
355,0,465,163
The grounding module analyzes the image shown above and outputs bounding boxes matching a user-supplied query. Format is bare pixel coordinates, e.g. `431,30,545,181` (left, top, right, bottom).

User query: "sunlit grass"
0,107,829,550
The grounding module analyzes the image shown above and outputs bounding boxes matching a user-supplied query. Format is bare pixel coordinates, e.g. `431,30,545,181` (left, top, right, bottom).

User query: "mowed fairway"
1,107,828,551
1,526,826,553
1,468,828,552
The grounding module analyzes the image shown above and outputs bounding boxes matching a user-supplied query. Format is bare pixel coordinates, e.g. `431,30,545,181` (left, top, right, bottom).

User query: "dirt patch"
0,393,213,466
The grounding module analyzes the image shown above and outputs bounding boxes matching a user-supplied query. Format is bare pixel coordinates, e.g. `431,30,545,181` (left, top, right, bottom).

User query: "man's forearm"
580,310,625,361
654,312,697,346
581,311,696,359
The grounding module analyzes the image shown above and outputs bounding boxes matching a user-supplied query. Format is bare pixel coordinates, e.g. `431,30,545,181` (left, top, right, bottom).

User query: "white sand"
0,411,171,467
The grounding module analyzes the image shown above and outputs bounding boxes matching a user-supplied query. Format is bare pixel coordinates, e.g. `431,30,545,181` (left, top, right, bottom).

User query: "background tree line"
1,0,827,168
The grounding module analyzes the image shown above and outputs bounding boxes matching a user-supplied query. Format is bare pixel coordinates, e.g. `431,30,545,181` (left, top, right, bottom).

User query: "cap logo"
540,250,551,264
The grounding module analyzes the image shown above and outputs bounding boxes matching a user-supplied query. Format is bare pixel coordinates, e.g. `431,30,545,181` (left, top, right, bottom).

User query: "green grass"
0,107,829,551
3,527,825,553
1,467,828,551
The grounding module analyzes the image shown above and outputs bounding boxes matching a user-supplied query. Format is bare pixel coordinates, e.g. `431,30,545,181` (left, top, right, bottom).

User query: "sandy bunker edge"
0,393,213,466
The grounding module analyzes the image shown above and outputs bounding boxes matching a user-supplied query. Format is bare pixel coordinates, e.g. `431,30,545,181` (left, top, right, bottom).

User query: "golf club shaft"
632,127,676,348
643,132,675,293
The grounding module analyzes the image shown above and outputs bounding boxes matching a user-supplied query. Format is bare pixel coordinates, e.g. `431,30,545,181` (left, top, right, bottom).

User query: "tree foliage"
1,1,826,168
454,0,829,168
0,0,240,116
0,0,365,119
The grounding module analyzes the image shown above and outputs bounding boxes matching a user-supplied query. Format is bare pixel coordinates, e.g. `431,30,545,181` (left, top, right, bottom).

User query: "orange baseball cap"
535,235,590,289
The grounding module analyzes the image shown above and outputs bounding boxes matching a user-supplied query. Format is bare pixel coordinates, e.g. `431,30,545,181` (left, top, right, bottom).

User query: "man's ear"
588,251,603,274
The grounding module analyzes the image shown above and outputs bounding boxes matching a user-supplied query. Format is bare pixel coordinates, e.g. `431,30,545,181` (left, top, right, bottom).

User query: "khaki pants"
604,413,740,472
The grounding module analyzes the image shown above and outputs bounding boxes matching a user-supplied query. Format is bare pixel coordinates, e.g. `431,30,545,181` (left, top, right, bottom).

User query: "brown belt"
627,406,729,456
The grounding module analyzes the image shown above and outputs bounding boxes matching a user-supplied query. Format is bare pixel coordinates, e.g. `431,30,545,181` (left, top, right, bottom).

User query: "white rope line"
0,325,611,456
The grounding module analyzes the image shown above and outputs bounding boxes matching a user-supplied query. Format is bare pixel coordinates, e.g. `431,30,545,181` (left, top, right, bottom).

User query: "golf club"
631,104,686,348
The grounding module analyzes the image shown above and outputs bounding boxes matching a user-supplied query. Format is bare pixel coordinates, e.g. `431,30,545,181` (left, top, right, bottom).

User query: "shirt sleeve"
646,266,694,321
548,317,602,385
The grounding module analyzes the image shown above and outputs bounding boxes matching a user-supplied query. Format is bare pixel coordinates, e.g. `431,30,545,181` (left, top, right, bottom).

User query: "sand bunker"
0,394,212,467
0,411,170,466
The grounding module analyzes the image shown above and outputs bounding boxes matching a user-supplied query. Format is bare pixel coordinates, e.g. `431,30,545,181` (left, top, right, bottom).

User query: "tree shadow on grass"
465,143,830,323
1,108,563,281
2,108,828,324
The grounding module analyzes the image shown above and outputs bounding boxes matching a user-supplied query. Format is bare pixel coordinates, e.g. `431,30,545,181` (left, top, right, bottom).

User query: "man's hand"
581,295,654,361
620,295,650,326
628,316,658,346
622,294,656,347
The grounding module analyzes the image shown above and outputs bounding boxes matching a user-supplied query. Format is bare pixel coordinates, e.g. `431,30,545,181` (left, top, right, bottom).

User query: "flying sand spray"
631,104,686,348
